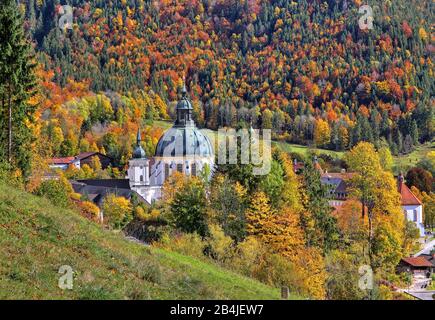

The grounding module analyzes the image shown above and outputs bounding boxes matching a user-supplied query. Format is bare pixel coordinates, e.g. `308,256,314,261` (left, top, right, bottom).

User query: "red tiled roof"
401,257,433,267
49,157,75,165
400,183,422,206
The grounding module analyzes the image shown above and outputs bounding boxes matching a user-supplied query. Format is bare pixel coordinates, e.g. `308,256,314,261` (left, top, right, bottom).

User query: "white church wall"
402,204,425,236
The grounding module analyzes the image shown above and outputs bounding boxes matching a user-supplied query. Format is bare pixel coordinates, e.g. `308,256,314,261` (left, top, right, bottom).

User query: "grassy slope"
0,182,288,300
392,141,435,172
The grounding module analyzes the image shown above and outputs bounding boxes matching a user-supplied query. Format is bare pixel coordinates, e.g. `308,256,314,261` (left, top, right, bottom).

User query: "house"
76,152,114,170
71,179,146,207
396,257,433,277
398,173,425,237
320,171,426,237
293,157,324,174
49,157,80,170
49,152,114,171
419,253,435,273
321,171,355,208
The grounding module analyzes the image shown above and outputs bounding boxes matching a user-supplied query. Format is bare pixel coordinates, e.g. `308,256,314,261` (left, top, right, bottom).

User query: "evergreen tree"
0,0,37,178
301,160,339,253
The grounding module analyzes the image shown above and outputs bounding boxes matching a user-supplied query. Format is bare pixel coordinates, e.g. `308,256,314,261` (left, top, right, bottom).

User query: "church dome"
155,126,213,157
133,145,146,159
177,97,192,110
155,82,213,158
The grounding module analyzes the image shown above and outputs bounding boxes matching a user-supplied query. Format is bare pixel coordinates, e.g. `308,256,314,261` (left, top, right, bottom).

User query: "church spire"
136,127,142,146
133,127,146,159
181,77,187,98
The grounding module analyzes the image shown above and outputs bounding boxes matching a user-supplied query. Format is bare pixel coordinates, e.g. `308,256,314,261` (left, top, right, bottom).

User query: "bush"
79,201,101,221
252,253,305,297
101,194,132,229
206,225,235,264
35,179,70,208
157,232,205,259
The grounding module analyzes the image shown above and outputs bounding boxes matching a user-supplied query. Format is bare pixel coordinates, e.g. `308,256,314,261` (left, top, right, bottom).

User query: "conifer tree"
0,0,37,178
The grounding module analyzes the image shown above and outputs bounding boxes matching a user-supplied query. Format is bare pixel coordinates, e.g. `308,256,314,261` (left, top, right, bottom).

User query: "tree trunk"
368,208,374,267
8,86,12,163
361,202,365,219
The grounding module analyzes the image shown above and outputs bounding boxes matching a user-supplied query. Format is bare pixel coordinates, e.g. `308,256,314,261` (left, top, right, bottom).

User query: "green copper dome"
133,129,146,159
155,83,213,158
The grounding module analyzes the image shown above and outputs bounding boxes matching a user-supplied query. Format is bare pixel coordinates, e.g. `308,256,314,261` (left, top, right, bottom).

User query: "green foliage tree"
170,178,209,237
406,167,433,193
0,0,37,178
300,159,339,252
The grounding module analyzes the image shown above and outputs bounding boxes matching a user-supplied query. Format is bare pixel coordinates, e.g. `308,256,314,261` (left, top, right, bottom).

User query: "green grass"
272,141,344,159
392,141,434,173
151,120,433,170
0,182,287,300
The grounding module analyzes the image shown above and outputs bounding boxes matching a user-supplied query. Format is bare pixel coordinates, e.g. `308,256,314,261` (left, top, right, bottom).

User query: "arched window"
165,163,170,179
177,163,183,173
140,175,144,182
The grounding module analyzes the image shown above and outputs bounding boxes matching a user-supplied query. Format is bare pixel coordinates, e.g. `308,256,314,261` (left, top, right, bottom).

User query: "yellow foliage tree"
102,194,132,229
246,191,274,236
314,119,331,147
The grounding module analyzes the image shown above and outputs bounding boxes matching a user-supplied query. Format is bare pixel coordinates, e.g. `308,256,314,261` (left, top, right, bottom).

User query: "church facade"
73,85,214,205
127,84,214,204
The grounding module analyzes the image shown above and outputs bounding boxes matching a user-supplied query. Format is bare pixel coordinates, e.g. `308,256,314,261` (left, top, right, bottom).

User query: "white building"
127,84,214,204
320,172,425,237
397,173,425,237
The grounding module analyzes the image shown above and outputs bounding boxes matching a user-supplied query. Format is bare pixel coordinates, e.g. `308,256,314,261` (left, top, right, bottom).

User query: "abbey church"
71,85,215,205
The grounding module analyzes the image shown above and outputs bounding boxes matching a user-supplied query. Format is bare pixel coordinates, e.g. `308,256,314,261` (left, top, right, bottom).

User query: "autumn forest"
0,0,434,302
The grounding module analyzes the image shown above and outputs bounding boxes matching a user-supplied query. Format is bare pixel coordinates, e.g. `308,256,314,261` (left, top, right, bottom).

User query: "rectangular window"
191,163,197,176
177,163,183,173
164,164,169,180
413,210,418,222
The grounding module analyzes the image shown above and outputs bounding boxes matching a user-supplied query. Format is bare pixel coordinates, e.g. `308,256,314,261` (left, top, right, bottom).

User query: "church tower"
152,82,214,185
128,129,150,189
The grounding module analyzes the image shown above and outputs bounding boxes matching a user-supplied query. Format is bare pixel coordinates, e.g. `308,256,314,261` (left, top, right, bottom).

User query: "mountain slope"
0,182,288,300
22,0,433,155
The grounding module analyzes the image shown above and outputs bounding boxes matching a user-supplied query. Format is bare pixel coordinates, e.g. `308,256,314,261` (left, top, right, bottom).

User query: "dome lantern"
175,81,194,127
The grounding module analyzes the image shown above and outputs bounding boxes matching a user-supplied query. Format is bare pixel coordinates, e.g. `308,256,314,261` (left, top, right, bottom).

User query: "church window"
165,164,169,179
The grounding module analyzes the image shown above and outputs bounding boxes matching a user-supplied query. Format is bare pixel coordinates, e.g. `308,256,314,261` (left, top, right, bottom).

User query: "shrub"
206,225,235,264
79,201,101,221
35,179,70,208
157,232,205,259
102,194,132,229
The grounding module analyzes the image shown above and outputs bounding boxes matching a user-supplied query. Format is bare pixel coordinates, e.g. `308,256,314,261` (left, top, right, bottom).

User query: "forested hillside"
20,0,433,162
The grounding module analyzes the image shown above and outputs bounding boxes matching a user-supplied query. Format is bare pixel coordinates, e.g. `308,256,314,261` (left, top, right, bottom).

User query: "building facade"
320,172,426,237
127,84,214,203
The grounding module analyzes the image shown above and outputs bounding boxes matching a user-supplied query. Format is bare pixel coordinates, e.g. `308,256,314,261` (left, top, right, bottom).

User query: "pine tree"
410,120,419,145
0,0,37,178
301,160,339,253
